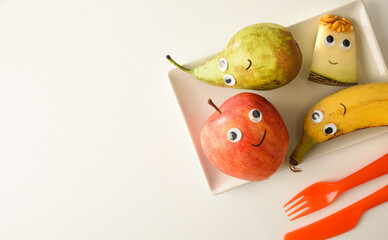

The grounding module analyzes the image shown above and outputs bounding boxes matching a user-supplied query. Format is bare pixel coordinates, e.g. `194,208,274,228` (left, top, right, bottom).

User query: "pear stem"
207,99,222,114
166,55,191,72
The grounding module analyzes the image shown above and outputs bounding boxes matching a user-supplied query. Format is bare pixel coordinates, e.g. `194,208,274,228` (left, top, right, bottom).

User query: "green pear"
167,23,302,90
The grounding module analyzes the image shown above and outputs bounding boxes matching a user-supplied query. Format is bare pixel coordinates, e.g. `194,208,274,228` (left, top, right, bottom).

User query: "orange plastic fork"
284,185,388,240
284,153,388,220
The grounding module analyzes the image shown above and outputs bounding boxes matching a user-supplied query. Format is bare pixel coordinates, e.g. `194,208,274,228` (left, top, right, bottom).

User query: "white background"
1,0,388,239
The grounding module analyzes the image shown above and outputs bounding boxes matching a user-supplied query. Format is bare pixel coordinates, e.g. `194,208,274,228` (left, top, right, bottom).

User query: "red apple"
200,92,289,181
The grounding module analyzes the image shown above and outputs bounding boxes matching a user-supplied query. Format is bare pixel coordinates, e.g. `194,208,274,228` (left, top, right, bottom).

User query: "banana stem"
166,55,192,73
289,134,316,172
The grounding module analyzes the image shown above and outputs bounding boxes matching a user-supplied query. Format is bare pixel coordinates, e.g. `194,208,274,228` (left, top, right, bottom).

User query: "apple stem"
166,55,191,73
207,99,222,114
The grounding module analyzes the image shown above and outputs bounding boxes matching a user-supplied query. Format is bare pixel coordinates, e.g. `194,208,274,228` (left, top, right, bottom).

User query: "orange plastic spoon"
284,185,388,240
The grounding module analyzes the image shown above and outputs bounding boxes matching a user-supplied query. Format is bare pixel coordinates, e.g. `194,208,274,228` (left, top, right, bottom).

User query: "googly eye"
311,110,324,123
324,35,335,47
340,38,351,51
218,58,228,72
323,123,337,135
223,74,236,86
227,128,242,143
249,109,262,123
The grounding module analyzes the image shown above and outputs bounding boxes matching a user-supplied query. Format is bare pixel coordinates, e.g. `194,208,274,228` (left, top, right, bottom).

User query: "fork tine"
284,196,305,213
287,201,308,217
289,207,314,221
283,192,304,208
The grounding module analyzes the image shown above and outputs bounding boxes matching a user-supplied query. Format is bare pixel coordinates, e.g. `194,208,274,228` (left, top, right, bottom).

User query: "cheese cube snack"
308,15,357,86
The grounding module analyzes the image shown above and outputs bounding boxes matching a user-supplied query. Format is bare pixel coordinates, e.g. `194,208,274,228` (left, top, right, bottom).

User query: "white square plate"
168,0,388,194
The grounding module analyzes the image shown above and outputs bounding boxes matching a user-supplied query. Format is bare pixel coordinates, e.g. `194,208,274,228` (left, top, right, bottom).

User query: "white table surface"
0,0,387,239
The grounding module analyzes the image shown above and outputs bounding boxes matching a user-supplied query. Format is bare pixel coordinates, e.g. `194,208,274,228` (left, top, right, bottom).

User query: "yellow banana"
289,82,388,171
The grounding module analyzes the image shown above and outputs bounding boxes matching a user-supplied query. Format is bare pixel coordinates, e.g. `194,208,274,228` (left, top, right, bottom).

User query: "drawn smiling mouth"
246,59,252,70
328,60,338,65
252,129,267,147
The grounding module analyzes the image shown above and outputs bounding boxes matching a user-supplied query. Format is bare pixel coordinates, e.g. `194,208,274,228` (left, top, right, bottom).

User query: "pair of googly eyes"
311,110,337,135
324,35,351,50
218,58,236,86
227,109,262,142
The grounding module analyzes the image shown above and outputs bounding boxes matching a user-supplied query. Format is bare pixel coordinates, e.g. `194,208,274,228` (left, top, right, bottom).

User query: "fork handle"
337,153,388,193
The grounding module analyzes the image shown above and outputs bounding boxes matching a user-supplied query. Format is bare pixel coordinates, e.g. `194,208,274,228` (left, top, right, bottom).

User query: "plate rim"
167,0,388,195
